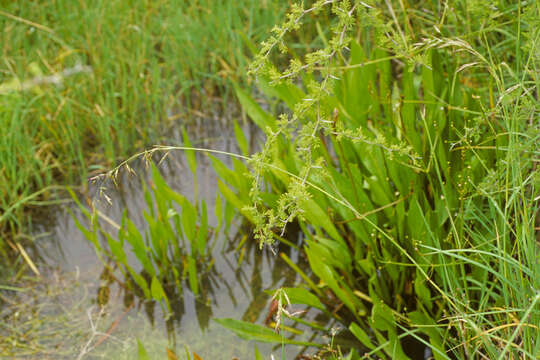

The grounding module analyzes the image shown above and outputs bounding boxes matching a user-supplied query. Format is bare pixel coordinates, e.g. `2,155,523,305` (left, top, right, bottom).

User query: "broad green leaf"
401,66,421,153
371,326,410,360
137,340,150,360
305,247,366,315
209,155,239,188
375,48,392,118
414,270,432,311
268,157,291,187
234,84,276,134
407,196,428,243
409,311,446,360
127,268,150,299
342,349,360,360
371,303,394,332
125,218,155,277
280,252,323,297
276,287,325,311
350,322,375,350
165,187,187,208
151,276,165,301
196,200,208,256
144,211,168,263
302,198,341,242
338,41,370,126
316,236,352,273
233,120,249,156
257,75,304,110
364,176,392,207
232,158,251,198
213,318,320,347
142,182,155,217
395,199,406,242
182,200,197,245
151,164,171,222
434,194,450,227
324,167,370,238
386,331,411,360
254,345,263,360
105,233,127,266
357,254,376,276
386,160,410,195
150,163,168,195
66,187,92,220
72,212,101,252
382,247,400,283
187,256,199,295
217,180,254,223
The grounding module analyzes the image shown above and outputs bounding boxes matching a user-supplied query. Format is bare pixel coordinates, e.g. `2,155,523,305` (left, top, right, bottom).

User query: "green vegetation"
233,1,538,357
2,0,539,359
220,1,539,358
72,143,214,306
0,0,291,257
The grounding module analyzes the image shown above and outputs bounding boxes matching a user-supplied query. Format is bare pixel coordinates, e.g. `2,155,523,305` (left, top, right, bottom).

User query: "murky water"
1,121,339,359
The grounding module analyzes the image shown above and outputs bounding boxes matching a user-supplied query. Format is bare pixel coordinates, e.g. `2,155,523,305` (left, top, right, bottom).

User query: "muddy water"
1,121,337,359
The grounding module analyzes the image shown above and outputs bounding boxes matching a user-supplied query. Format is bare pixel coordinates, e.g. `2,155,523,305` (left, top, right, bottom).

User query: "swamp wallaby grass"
25,0,540,358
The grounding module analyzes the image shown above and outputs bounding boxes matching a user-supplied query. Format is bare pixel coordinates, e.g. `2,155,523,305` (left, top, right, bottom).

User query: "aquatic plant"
0,0,297,266
214,0,539,358
72,160,215,311
70,0,538,358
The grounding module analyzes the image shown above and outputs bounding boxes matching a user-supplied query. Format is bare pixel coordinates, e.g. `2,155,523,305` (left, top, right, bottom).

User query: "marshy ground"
1,1,538,359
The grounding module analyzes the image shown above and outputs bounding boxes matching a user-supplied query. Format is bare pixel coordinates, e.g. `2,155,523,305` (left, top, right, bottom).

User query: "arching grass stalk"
93,144,460,312
0,0,297,260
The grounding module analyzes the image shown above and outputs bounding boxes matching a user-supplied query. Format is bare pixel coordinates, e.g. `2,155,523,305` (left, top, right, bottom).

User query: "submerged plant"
72,133,216,310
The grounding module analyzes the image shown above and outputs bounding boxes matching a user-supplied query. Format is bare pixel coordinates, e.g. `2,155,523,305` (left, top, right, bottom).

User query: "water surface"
1,121,336,359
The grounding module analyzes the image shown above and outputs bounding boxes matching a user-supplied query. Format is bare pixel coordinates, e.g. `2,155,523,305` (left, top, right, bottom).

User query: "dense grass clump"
209,0,539,358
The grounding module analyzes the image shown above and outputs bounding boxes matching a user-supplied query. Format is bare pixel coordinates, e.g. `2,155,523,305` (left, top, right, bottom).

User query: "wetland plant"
76,0,538,359
0,0,293,260
73,143,214,310
214,0,539,358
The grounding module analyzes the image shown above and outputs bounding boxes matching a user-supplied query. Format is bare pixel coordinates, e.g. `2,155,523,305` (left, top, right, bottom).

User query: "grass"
0,0,294,260
197,0,539,358
1,0,538,359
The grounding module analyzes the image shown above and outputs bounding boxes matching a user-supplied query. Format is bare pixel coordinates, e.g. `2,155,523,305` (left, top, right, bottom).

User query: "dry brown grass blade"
15,242,41,276
0,9,54,33
92,302,135,349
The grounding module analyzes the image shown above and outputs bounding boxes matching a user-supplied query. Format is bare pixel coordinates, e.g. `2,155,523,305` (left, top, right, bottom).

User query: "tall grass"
212,0,539,358
0,0,291,258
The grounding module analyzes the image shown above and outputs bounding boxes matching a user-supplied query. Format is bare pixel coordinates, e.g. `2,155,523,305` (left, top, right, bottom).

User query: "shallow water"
1,121,337,359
